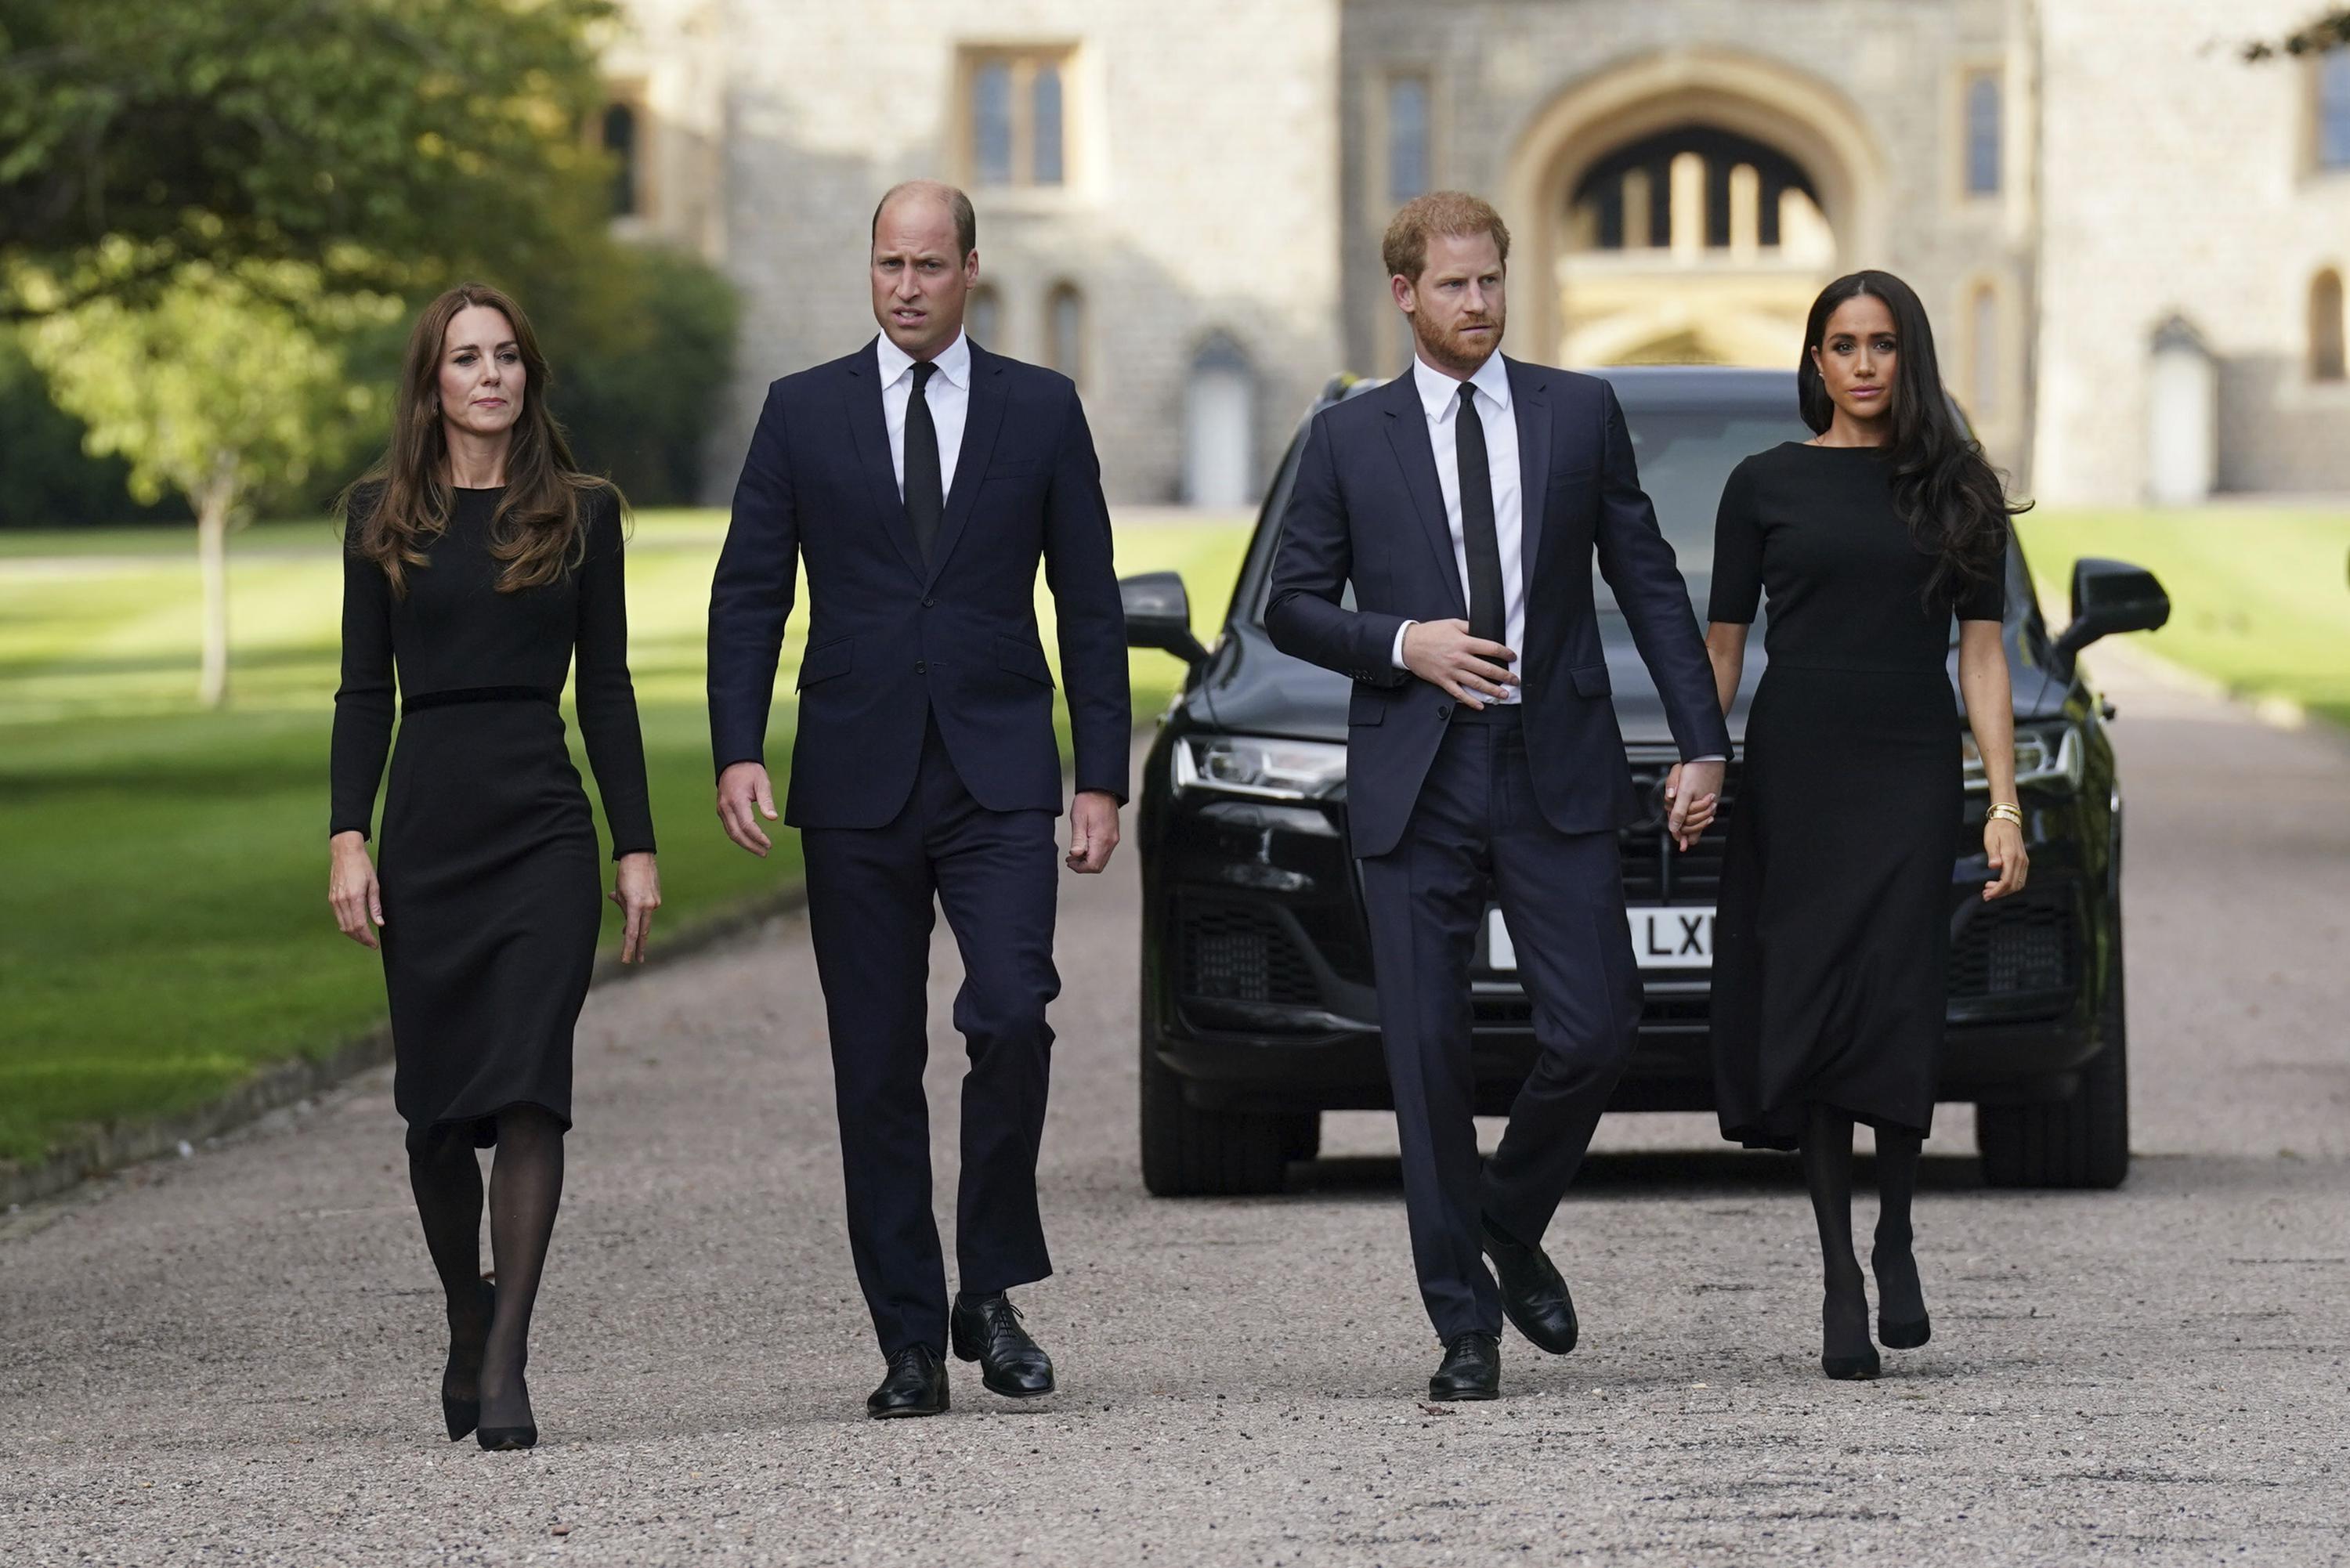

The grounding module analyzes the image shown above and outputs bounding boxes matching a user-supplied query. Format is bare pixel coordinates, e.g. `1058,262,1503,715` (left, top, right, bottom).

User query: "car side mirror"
2054,558,2170,662
1121,570,1209,670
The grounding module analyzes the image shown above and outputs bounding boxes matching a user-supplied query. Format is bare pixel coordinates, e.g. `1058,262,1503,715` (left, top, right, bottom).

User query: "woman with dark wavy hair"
1688,270,2030,1380
327,283,660,1448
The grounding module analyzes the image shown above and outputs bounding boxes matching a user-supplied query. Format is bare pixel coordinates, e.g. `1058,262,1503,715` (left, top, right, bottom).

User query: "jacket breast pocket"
797,635,854,689
995,634,1055,689
985,459,1044,481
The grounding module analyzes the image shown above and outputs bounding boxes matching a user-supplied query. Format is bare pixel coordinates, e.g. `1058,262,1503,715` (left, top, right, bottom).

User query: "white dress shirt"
877,330,971,500
1388,352,1725,761
1392,351,1524,704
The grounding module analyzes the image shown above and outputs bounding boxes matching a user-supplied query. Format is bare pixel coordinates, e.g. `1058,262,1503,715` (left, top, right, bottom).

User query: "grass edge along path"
0,512,1250,1179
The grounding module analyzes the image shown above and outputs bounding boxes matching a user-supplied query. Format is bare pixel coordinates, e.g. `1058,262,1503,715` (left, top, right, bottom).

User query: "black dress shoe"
1428,1331,1500,1401
949,1292,1056,1398
866,1345,949,1418
1480,1216,1578,1356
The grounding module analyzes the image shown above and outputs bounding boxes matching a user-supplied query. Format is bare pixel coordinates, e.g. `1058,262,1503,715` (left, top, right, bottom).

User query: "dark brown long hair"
339,283,609,596
1796,270,2029,605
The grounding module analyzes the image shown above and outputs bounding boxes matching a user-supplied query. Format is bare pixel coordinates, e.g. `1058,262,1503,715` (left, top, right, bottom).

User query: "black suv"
1123,366,2171,1195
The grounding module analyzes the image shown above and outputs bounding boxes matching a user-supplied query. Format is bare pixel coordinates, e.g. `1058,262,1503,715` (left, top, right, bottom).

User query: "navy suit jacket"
1265,358,1730,859
708,338,1130,829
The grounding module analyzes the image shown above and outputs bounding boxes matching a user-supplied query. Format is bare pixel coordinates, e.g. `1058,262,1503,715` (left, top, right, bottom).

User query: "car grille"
1179,902,1321,1007
1621,762,1733,901
1949,889,2078,998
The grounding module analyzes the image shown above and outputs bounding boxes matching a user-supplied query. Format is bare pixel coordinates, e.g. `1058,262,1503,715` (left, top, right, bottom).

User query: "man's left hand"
1665,759,1725,851
1066,790,1122,873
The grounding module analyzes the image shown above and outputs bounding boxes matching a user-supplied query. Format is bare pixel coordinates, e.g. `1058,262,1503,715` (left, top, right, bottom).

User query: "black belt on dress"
401,685,562,714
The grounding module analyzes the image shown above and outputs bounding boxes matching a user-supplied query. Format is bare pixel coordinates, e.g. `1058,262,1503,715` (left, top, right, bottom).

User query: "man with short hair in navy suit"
707,180,1128,1418
1267,191,1731,1401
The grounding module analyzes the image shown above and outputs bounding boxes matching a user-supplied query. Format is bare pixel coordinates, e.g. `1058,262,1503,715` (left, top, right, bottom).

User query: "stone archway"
1501,49,1889,368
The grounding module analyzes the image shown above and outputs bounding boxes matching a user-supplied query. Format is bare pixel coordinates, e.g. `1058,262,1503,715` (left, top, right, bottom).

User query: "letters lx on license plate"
1484,907,1715,972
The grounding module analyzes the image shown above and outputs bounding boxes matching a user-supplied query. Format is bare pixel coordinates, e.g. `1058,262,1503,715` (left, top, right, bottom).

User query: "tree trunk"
196,488,232,710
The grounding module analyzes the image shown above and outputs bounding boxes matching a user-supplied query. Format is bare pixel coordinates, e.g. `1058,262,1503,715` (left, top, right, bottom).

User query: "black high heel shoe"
1871,1242,1932,1349
476,1360,537,1451
441,1277,495,1442
475,1399,537,1453
1821,1287,1881,1382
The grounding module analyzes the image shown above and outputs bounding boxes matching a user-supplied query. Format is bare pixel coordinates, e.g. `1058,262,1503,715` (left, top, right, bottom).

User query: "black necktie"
1455,381,1506,646
904,360,944,565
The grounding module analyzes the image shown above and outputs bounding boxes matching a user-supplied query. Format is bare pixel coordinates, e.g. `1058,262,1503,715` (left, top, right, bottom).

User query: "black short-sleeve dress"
1706,444,2004,1150
331,486,655,1149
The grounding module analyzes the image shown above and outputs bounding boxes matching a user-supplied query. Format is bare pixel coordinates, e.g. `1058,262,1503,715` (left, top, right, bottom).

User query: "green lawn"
0,510,1249,1166
2018,507,2350,729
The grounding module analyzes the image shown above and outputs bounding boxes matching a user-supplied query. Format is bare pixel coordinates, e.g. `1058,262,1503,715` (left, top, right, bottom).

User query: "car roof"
1312,363,1797,417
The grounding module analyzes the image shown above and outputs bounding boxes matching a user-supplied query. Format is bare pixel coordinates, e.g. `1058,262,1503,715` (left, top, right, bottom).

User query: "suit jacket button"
922,596,936,608
916,660,928,674
1435,701,1451,718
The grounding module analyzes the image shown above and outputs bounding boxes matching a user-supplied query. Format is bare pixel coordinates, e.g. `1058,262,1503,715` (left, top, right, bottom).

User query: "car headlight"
1962,722,2084,793
1173,734,1349,800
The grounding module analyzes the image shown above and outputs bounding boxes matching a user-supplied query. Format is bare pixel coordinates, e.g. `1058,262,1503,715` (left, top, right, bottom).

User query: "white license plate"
1485,906,1715,971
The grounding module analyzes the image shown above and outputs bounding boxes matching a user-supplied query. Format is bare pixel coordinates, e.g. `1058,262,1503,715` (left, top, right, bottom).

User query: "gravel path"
5,649,2347,1566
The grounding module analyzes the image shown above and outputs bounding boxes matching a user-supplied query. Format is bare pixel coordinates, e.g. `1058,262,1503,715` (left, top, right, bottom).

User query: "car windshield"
1242,386,1809,625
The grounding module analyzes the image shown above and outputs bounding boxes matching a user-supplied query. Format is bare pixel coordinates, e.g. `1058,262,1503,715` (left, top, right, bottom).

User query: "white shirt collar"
876,329,971,390
1412,350,1512,421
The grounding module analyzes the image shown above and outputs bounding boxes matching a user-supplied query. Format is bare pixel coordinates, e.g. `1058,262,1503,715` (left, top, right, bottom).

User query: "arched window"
602,103,638,218
2321,49,2350,170
2312,269,2346,382
1045,282,1085,384
1183,334,1255,508
1570,127,1817,255
968,284,1002,349
1969,282,2001,418
1965,71,2003,195
1386,75,1430,202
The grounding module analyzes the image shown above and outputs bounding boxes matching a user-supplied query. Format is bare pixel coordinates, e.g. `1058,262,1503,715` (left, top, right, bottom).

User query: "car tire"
1278,1111,1322,1165
1978,942,2131,1190
1139,1027,1289,1196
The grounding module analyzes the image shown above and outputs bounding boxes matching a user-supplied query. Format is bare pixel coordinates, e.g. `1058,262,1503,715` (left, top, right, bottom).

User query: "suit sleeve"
328,511,395,840
1263,411,1409,686
706,384,800,777
1592,383,1734,761
1043,386,1132,804
1706,457,1763,625
575,493,656,858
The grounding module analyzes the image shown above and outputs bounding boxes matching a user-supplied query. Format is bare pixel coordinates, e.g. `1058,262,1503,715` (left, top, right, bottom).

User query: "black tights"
1800,1104,1925,1356
408,1106,566,1429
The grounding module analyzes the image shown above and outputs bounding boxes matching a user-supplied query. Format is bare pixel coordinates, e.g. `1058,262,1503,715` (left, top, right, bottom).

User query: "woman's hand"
611,851,662,963
1983,818,2029,900
329,830,385,948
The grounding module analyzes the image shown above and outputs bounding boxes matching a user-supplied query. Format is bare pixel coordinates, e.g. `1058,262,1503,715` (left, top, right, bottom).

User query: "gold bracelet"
1987,802,2023,826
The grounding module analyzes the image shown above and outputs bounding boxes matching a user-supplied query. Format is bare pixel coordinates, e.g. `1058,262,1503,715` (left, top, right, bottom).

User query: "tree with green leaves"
2244,9,2350,58
24,258,398,706
0,0,616,321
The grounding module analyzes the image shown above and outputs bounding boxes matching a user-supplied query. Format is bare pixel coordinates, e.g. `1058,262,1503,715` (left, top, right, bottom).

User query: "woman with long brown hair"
327,283,660,1449
1694,271,2029,1381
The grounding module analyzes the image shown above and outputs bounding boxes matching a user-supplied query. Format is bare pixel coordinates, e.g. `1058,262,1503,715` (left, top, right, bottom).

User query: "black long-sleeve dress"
1706,444,2004,1150
331,485,655,1149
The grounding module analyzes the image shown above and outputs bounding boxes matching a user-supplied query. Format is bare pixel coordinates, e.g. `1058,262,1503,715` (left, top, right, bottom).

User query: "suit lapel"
924,341,1007,588
1508,357,1552,587
843,341,926,580
1380,374,1469,620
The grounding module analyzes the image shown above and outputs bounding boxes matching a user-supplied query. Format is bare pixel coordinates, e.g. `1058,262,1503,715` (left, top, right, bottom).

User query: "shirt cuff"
1687,754,1727,763
1390,620,1415,670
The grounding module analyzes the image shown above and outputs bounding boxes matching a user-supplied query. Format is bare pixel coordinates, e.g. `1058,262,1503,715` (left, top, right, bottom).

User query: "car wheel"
1978,943,2131,1190
1278,1111,1321,1165
1138,1026,1289,1196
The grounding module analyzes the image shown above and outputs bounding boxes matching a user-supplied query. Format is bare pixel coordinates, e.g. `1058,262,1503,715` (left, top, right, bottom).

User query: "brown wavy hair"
340,283,608,596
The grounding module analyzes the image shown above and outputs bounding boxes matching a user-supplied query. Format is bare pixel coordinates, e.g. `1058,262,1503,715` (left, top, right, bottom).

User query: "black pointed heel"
1822,1349,1882,1381
476,1421,538,1452
440,1277,495,1442
1878,1313,1932,1349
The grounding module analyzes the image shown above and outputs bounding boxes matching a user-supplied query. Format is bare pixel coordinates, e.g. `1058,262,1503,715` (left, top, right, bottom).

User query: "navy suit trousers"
801,710,1061,1357
1357,707,1643,1342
